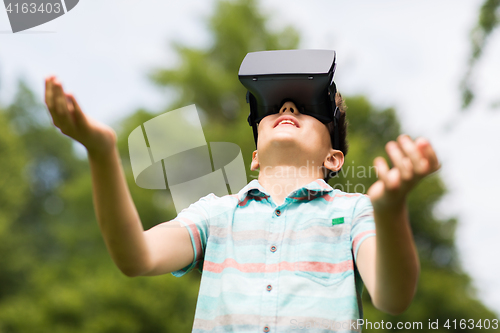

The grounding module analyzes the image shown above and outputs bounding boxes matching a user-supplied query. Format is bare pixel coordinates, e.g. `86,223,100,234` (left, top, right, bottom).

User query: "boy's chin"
269,130,301,142
269,136,301,148
259,134,316,154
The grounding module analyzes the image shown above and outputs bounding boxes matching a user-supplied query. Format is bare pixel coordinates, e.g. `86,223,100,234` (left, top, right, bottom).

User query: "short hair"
323,92,348,182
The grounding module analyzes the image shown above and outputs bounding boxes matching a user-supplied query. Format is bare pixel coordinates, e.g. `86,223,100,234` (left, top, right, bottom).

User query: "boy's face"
252,100,339,171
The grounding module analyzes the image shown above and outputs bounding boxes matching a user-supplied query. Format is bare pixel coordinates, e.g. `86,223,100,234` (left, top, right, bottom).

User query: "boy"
44,61,439,332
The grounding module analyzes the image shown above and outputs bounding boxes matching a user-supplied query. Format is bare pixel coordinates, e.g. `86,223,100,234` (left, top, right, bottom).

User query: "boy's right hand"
44,76,117,156
45,76,195,277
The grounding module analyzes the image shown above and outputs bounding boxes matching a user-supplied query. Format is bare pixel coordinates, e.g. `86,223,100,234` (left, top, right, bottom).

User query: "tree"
0,100,29,302
343,97,497,331
461,0,500,108
0,81,199,332
0,0,496,331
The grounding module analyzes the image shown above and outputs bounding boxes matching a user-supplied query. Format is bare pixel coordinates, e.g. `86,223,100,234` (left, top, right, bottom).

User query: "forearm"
44,77,155,276
87,145,152,277
362,135,438,314
373,200,420,315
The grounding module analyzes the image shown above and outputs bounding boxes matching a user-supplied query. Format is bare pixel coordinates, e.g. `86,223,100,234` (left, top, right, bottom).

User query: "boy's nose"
280,101,299,115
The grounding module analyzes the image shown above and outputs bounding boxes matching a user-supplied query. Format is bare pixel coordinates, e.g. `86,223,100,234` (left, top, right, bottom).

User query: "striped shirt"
172,178,376,333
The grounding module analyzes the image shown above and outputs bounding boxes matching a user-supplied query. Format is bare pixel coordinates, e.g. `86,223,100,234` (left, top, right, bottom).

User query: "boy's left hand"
368,134,440,210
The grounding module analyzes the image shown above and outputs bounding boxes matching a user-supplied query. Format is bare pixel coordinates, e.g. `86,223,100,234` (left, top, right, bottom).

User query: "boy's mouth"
274,116,300,128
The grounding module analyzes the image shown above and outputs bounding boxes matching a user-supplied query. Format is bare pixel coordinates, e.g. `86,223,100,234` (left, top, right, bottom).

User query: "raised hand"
44,76,117,156
367,134,440,210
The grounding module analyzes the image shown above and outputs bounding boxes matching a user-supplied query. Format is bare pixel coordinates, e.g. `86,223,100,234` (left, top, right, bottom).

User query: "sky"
1,0,500,315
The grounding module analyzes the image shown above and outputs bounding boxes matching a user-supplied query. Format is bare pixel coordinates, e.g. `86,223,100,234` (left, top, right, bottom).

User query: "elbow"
375,302,411,316
373,289,417,316
119,267,142,278
118,263,151,278
114,254,154,277
373,282,419,316
380,268,420,315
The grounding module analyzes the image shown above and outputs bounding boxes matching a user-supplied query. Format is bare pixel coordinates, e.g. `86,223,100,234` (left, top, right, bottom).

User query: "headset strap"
246,91,259,146
328,83,341,151
328,83,341,179
333,105,340,150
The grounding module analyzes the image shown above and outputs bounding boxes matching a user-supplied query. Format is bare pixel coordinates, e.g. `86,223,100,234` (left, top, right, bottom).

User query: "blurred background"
1,0,499,331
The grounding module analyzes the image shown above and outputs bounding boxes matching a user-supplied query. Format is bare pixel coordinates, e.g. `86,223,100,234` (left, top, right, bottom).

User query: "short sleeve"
350,194,376,262
171,193,215,277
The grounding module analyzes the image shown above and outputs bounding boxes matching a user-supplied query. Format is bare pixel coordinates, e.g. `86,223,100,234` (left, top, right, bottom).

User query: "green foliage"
0,0,497,332
461,0,500,108
148,0,299,123
0,81,200,332
324,95,497,331
0,109,27,230
0,106,29,302
338,98,496,332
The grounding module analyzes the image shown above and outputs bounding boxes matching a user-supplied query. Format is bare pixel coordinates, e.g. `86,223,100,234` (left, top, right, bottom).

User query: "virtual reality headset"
238,49,340,149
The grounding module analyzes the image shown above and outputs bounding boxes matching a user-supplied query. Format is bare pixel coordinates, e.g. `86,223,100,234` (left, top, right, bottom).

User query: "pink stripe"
352,230,376,252
238,194,267,206
317,193,334,201
203,258,353,274
204,259,266,273
297,259,353,273
317,192,363,202
290,196,309,201
315,179,330,190
238,196,251,207
336,193,362,198
177,217,203,261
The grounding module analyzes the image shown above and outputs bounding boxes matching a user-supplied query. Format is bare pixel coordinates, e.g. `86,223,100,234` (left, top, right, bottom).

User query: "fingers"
44,76,75,134
53,78,67,116
374,156,400,191
379,134,440,191
372,135,440,207
385,140,413,181
374,156,389,180
391,134,442,179
397,134,428,176
415,137,441,173
45,76,61,122
67,94,86,125
45,76,54,110
45,76,66,114
54,80,72,130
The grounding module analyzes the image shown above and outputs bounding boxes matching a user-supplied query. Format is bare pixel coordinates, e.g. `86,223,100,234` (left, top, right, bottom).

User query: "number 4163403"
444,319,499,330
5,2,62,14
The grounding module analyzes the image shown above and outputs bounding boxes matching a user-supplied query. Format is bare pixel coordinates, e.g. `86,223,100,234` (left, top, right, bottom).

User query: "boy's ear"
250,150,260,171
323,149,344,172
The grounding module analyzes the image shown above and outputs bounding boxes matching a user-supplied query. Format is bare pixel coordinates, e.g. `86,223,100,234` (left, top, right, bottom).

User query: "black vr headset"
238,49,340,149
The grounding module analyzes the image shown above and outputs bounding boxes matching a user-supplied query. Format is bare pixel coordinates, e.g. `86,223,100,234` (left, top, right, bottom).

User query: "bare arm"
87,146,194,276
356,204,419,315
356,135,440,315
44,76,194,277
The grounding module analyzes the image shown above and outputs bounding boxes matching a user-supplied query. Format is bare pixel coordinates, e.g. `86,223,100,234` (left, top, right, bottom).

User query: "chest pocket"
294,217,352,286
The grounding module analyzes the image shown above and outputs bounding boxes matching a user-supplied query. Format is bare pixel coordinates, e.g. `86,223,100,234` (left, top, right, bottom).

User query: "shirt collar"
236,178,333,203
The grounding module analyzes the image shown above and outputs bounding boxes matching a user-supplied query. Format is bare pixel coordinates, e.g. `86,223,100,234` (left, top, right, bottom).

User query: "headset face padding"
239,49,337,124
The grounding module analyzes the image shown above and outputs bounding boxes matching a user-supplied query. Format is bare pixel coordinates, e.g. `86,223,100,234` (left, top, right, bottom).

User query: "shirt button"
275,209,281,216
263,326,270,333
270,245,277,252
266,284,272,292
